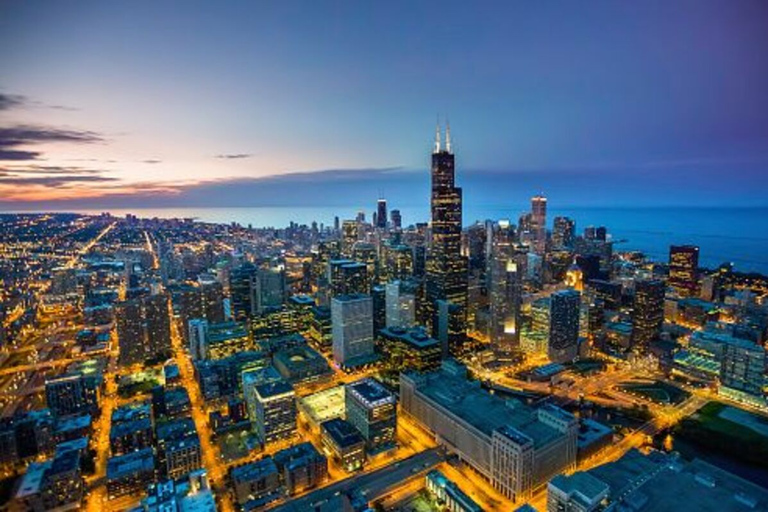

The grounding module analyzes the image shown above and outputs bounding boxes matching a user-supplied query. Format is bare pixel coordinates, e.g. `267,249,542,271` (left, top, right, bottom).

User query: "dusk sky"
1,1,767,209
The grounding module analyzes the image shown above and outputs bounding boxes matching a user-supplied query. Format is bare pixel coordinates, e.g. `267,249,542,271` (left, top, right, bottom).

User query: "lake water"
30,205,768,275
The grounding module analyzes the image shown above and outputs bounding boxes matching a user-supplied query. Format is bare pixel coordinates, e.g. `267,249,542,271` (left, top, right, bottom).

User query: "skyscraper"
552,216,575,250
548,289,581,363
425,123,468,355
632,279,665,347
669,245,700,297
376,199,388,229
331,294,375,368
531,195,547,254
390,209,402,230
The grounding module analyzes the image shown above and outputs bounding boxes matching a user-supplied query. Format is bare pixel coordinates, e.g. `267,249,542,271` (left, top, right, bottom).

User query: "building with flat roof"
331,294,376,369
320,418,365,472
231,457,281,507
106,447,156,499
272,344,332,385
273,442,328,495
379,326,442,373
548,448,768,512
345,378,397,453
297,386,345,430
401,361,578,502
245,377,296,445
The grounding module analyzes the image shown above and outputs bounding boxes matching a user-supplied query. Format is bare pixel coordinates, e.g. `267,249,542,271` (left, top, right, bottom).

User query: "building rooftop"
321,418,365,449
107,448,155,480
346,378,396,409
410,368,567,447
15,461,51,499
231,457,278,483
255,380,295,401
380,326,440,349
298,386,345,426
581,449,768,511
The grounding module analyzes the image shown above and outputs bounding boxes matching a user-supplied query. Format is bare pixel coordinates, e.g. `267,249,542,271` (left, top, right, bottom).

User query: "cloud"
0,174,118,187
142,159,162,164
0,93,26,111
0,92,79,112
0,164,106,175
0,125,105,162
215,153,252,159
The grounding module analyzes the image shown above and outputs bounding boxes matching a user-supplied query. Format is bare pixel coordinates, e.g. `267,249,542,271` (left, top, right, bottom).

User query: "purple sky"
1,1,767,208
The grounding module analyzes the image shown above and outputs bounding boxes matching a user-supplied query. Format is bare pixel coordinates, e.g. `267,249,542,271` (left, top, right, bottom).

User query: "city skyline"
2,1,768,208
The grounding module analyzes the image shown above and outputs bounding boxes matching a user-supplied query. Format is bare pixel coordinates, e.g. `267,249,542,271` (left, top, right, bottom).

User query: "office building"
549,290,581,363
206,320,251,360
272,344,332,385
376,198,388,228
391,209,402,229
231,457,281,507
229,262,257,321
548,448,768,512
531,195,548,254
273,442,328,495
400,361,578,502
244,377,297,444
379,326,441,372
425,123,468,354
669,245,700,297
331,294,375,368
345,378,397,453
116,292,172,366
341,221,359,258
329,259,369,297
632,279,665,347
320,418,366,472
45,372,99,417
106,448,156,499
552,217,575,250
188,318,209,361
385,280,416,329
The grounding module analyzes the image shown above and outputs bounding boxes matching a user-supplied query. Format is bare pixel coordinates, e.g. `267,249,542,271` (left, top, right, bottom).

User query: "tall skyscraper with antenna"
425,122,468,355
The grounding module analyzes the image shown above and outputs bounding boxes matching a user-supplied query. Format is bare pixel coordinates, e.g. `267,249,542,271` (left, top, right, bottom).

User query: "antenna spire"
434,117,441,153
445,120,452,153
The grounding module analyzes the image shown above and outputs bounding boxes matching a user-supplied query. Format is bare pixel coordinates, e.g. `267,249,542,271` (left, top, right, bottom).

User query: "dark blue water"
67,206,768,274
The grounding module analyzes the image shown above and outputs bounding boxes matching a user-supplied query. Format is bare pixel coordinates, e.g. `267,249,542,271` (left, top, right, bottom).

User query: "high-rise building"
391,209,402,229
531,195,547,254
552,217,575,250
45,373,99,417
632,280,665,347
425,123,468,355
328,260,369,297
385,280,416,329
144,292,172,358
341,221,359,257
548,289,581,363
255,267,286,314
487,220,522,350
116,292,172,366
345,378,397,453
376,199,388,229
243,374,296,445
331,294,375,368
669,245,700,297
229,262,257,321
720,338,766,398
188,318,209,360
